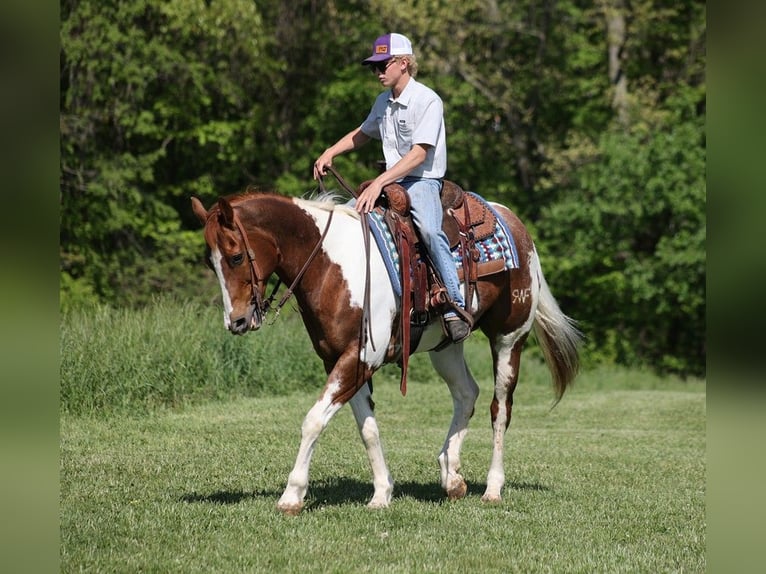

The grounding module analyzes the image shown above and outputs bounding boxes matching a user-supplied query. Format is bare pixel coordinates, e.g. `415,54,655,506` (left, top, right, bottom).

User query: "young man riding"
313,32,471,343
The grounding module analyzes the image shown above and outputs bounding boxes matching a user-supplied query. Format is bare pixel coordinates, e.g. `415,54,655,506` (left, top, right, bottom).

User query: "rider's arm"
314,128,371,179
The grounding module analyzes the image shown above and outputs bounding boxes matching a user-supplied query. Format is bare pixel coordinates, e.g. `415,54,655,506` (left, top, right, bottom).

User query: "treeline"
60,0,706,376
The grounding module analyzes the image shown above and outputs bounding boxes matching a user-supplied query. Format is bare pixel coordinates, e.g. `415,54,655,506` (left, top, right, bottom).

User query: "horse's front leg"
276,354,370,515
276,384,345,515
348,381,394,508
430,344,480,500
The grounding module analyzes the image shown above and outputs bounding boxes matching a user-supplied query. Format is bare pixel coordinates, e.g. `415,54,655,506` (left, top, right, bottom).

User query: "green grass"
60,299,328,416
61,362,705,572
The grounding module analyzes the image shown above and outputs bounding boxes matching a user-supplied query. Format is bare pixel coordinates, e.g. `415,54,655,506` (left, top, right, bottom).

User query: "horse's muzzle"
229,304,261,335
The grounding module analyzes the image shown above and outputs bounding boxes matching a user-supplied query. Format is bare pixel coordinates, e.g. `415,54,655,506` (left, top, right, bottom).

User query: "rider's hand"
355,180,383,214
313,152,333,180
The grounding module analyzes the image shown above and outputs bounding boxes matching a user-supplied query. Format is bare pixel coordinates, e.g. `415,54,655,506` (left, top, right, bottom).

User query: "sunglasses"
370,59,396,74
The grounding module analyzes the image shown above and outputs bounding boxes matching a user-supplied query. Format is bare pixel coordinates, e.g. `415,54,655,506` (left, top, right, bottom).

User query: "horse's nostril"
231,317,248,333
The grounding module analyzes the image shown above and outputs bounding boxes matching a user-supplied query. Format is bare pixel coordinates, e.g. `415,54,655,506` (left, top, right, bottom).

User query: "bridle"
211,167,374,393
224,166,373,354
229,210,269,324
225,201,335,324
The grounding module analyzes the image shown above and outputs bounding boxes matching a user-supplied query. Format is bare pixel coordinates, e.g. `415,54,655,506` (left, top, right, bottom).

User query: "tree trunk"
603,0,629,126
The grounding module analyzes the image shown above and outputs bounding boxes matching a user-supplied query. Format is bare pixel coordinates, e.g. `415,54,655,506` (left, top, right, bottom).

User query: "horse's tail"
531,250,582,404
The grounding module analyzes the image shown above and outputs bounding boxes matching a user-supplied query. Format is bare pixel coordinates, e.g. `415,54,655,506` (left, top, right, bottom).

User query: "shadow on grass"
180,478,549,508
181,490,265,505
507,481,551,492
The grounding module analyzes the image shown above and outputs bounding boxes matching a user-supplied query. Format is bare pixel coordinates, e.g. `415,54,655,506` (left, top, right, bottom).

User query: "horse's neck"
261,198,340,289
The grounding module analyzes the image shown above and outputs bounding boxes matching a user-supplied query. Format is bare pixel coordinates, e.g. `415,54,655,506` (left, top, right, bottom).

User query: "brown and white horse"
191,190,581,515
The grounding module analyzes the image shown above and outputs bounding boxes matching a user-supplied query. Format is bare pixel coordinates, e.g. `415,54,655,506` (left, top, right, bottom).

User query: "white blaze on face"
210,247,234,329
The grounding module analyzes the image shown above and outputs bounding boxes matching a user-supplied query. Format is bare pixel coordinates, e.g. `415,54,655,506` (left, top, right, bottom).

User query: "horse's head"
191,195,279,334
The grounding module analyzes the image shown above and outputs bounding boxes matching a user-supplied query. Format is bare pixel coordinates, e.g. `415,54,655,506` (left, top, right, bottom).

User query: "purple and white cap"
362,33,413,64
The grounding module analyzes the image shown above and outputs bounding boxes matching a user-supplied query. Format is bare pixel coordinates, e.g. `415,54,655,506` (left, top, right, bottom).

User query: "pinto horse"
191,188,581,515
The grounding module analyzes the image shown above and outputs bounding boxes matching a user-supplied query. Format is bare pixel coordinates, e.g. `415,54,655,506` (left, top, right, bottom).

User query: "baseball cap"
362,33,413,64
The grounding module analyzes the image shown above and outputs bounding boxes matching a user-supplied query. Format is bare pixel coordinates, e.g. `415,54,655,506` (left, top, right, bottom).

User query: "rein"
226,168,376,393
272,208,335,315
320,167,377,383
229,204,335,322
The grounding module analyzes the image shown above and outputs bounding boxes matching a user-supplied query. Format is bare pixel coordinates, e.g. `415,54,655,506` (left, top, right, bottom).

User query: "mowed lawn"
60,362,705,573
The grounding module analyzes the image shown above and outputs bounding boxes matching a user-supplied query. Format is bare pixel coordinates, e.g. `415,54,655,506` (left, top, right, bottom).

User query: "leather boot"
445,316,471,343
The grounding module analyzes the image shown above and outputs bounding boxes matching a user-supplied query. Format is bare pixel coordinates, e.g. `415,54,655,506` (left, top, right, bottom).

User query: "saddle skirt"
366,181,519,298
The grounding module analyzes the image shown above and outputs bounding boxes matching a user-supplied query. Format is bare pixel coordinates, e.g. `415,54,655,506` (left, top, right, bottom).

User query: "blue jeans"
400,177,465,312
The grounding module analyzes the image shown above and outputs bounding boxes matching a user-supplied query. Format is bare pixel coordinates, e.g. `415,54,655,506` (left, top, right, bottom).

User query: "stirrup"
444,315,471,343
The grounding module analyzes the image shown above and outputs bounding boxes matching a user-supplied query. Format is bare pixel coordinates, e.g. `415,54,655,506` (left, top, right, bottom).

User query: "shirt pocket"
397,118,413,139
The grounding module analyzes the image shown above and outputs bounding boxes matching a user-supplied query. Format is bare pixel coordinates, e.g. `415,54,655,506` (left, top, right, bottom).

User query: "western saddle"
362,179,503,394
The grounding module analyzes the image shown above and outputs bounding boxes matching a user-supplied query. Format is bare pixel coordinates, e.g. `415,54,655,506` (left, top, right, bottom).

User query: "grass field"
60,358,705,572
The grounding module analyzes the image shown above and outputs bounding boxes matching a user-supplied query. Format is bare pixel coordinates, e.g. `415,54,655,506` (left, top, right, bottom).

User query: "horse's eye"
231,253,244,266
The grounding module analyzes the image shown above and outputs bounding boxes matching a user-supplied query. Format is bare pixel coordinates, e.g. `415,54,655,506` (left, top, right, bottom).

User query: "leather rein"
228,201,335,323
318,167,378,389
225,167,375,394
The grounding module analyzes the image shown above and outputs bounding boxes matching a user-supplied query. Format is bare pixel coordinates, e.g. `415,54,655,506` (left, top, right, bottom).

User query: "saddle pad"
454,193,519,270
367,211,402,296
367,193,519,297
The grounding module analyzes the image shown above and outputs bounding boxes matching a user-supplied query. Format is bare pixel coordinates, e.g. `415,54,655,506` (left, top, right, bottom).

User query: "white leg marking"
277,381,344,513
484,257,540,502
484,335,515,502
349,385,393,508
430,345,479,500
210,248,233,329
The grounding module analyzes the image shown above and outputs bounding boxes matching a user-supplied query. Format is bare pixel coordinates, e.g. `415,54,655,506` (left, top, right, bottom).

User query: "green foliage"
59,271,99,313
60,0,272,306
60,0,706,375
60,298,326,417
538,110,705,375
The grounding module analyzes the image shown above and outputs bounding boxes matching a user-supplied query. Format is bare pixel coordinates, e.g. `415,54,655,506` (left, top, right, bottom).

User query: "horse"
191,186,581,515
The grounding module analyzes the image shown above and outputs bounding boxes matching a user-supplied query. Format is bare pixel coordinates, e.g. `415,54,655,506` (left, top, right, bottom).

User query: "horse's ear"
191,196,208,225
218,197,235,227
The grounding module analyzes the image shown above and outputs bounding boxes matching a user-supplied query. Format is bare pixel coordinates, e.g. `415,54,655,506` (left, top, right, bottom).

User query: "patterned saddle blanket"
367,191,519,297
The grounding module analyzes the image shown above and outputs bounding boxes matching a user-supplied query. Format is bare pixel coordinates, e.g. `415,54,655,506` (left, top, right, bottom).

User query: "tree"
60,0,273,307
538,108,705,374
59,0,706,375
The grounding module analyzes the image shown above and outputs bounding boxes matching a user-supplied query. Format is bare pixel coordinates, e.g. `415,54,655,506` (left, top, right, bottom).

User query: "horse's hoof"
277,502,304,516
481,493,502,504
447,479,468,501
367,499,390,510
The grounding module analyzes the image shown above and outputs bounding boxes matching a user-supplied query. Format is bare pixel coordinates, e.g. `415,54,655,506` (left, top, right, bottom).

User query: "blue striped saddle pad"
366,192,519,297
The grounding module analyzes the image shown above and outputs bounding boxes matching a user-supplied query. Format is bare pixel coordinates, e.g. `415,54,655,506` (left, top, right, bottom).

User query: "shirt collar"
388,78,415,106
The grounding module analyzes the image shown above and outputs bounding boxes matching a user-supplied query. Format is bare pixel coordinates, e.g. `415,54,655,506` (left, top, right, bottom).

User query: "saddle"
361,179,504,394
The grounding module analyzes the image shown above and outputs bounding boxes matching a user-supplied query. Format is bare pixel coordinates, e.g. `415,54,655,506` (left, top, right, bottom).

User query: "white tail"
531,250,582,403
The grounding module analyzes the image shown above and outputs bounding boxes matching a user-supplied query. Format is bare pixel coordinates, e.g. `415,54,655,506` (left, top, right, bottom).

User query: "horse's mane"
216,186,360,219
227,186,278,203
295,190,360,219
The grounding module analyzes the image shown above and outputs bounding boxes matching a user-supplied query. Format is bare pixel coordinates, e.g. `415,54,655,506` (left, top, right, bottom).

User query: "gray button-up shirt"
360,78,447,179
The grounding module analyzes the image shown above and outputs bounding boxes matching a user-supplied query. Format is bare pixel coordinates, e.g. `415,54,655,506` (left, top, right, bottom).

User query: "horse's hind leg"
348,382,394,508
483,334,526,503
430,344,480,500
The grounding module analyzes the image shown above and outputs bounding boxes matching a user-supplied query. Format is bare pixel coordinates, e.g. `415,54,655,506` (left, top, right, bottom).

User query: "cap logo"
375,45,389,54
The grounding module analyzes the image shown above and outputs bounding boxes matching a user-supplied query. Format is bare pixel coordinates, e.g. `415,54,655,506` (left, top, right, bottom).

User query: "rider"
313,32,471,343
